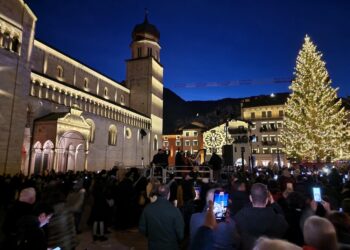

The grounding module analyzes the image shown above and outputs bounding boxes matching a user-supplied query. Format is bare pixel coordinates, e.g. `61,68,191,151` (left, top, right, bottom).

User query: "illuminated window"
57,65,64,78
251,122,256,129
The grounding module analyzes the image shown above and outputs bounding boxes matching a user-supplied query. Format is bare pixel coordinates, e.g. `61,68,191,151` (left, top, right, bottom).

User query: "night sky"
25,0,350,101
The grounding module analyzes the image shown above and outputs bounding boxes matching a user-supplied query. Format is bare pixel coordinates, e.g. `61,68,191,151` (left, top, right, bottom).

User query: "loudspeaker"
222,145,234,166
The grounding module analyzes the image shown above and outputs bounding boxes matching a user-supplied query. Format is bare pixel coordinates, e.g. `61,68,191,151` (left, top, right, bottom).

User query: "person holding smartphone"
190,188,237,250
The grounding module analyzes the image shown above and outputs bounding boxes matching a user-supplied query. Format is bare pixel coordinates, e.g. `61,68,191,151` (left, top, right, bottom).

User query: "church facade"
0,0,163,175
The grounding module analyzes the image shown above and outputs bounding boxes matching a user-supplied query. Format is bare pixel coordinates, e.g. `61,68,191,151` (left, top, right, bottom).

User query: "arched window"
42,140,54,171
57,65,64,78
12,36,20,53
153,135,158,151
86,118,95,142
104,87,108,97
108,124,117,145
84,78,89,89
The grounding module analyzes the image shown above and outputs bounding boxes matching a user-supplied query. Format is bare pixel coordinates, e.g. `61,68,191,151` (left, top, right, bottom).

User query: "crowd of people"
0,161,349,250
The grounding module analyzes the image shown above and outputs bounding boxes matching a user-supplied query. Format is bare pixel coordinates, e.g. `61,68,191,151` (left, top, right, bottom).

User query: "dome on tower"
132,13,160,42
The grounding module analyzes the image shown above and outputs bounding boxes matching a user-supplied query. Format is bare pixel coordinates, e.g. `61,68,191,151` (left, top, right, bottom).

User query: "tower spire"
144,8,149,23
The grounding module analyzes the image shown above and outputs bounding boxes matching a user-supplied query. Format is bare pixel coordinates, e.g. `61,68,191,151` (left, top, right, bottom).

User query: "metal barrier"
116,165,214,184
151,165,213,183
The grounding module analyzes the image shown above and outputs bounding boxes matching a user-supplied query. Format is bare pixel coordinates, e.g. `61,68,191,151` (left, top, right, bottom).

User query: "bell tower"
126,12,163,155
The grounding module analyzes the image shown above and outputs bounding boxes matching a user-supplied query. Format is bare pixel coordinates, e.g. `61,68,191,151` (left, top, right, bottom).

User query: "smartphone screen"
313,187,322,202
213,191,228,221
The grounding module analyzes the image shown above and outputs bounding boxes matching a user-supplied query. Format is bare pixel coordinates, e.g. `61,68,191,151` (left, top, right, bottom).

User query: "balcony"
261,141,277,146
228,127,248,134
233,138,248,143
260,127,278,132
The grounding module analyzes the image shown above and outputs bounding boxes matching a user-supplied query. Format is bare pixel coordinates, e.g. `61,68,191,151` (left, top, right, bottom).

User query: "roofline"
31,70,150,119
34,40,130,93
23,1,37,21
242,103,286,109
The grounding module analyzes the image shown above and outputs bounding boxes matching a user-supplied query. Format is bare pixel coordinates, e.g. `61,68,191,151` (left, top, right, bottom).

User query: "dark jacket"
208,153,222,170
229,191,250,217
2,201,34,249
139,197,184,250
234,204,288,250
15,215,47,250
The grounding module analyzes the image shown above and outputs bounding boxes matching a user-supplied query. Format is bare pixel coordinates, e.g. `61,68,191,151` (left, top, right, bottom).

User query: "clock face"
204,130,225,153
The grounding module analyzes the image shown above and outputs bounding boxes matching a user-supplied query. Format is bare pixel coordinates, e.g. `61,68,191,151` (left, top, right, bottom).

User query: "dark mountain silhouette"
163,88,243,134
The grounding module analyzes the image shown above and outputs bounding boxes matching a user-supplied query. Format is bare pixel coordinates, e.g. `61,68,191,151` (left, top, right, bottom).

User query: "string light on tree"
281,35,349,162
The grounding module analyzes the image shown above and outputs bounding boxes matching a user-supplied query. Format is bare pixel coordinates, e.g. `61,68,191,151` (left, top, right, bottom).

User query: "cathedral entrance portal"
30,106,91,174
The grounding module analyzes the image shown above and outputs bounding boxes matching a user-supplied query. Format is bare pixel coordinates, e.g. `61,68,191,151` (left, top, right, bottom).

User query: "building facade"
162,122,205,166
241,93,289,168
0,0,163,175
203,120,250,166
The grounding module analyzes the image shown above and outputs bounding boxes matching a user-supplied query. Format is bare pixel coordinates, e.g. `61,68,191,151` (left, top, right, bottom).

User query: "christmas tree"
281,35,349,162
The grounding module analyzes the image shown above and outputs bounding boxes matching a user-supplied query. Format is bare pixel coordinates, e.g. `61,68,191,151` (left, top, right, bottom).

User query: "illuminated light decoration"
203,129,225,154
281,35,350,162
